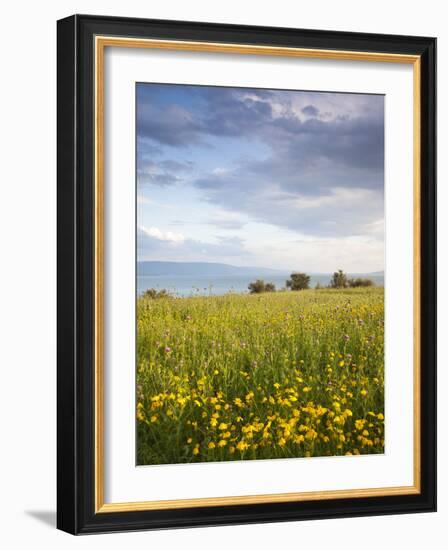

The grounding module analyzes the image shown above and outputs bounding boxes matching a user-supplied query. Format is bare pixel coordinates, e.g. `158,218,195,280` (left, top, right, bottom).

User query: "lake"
137,273,384,297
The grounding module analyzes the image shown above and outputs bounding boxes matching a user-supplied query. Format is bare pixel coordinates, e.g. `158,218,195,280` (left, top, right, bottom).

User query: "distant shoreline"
137,272,384,298
137,260,383,279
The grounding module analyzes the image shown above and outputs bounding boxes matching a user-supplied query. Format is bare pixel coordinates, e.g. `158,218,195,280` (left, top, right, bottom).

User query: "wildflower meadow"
136,287,384,465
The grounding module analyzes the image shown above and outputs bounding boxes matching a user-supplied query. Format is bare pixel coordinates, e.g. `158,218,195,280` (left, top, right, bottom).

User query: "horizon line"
137,259,384,274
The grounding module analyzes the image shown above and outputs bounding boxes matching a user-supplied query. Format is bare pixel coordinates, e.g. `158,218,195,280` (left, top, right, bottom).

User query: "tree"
348,277,374,288
248,279,266,294
248,280,276,294
329,270,348,289
142,288,172,299
286,272,310,291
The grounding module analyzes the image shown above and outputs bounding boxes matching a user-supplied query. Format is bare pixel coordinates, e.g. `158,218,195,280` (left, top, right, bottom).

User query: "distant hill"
138,261,285,277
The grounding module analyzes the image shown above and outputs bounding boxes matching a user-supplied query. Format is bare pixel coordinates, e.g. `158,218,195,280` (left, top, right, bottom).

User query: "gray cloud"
207,218,246,230
137,86,384,238
137,226,250,262
194,173,383,237
137,87,285,147
137,104,203,146
167,217,247,231
138,159,194,187
137,87,383,163
301,104,319,117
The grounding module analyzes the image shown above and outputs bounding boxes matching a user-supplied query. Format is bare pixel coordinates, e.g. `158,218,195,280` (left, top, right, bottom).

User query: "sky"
136,83,384,273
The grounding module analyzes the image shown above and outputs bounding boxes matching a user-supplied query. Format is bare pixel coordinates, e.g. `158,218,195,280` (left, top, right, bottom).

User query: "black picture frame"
57,14,436,535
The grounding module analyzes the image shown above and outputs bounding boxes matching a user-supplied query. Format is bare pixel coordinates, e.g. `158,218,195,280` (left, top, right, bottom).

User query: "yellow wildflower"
236,441,249,451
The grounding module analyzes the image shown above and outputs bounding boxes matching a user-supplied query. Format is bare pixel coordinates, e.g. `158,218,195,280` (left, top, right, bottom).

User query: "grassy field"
136,287,384,465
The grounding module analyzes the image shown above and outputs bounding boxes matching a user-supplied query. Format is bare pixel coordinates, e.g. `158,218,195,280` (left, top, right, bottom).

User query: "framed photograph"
57,14,436,534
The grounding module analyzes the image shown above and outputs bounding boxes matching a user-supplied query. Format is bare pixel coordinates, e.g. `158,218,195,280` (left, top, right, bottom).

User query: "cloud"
192,168,383,237
137,226,249,262
167,220,246,231
250,234,384,273
138,225,185,243
136,86,278,146
170,212,247,230
207,217,246,230
301,104,319,117
137,86,383,162
138,159,194,187
137,103,203,146
137,195,154,205
136,85,384,240
202,210,248,230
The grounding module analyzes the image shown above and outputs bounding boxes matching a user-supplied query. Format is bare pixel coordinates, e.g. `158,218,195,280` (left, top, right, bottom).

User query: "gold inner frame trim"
94,35,421,513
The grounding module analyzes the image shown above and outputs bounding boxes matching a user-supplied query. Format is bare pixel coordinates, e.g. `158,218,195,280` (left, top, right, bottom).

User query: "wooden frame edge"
93,35,422,514
96,486,420,513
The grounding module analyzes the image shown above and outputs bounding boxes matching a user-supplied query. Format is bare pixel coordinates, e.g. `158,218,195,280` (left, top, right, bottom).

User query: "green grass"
136,287,384,465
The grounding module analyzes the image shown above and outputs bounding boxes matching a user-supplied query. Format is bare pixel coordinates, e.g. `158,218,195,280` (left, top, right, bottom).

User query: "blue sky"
136,83,384,273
